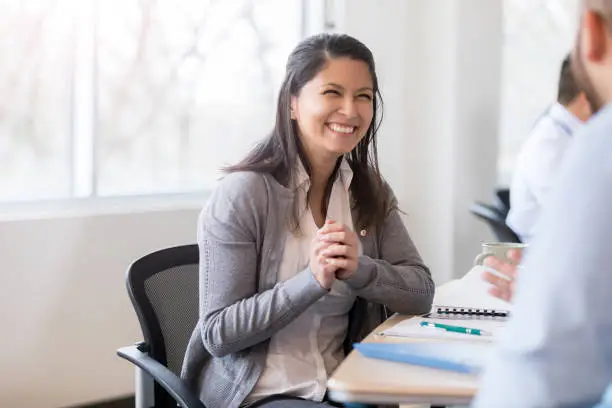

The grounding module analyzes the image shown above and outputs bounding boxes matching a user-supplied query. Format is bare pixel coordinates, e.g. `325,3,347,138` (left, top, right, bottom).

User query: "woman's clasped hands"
309,220,359,289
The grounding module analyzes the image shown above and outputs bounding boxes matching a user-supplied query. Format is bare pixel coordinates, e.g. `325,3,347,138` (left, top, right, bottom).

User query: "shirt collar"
548,102,584,135
295,156,353,192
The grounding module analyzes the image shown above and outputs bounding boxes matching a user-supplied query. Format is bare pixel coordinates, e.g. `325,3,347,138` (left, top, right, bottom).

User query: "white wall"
1,208,199,407
1,1,504,406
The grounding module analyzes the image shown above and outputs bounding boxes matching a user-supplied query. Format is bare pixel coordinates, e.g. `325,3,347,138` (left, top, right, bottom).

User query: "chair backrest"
126,244,199,405
470,201,522,243
493,187,511,216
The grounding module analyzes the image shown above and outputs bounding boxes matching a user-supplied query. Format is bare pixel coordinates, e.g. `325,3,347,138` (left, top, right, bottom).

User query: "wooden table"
327,312,479,407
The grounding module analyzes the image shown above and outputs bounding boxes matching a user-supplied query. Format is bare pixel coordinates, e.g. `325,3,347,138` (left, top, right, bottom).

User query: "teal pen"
419,321,492,336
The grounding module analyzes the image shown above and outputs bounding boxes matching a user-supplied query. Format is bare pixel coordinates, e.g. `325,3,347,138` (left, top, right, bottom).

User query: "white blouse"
247,158,359,403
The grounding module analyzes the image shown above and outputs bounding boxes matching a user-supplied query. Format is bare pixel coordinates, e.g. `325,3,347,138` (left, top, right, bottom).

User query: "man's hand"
481,249,522,302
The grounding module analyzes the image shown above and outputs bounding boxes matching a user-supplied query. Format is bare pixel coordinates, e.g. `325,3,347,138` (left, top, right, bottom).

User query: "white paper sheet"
381,316,506,342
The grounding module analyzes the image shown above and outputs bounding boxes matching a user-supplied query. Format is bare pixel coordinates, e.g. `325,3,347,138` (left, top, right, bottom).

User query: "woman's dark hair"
225,33,388,231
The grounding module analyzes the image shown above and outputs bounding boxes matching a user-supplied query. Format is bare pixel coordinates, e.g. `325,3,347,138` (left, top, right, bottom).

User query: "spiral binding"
429,304,511,319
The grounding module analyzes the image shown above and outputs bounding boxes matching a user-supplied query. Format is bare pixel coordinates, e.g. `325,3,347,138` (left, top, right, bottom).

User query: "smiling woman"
226,34,386,232
181,33,435,408
289,56,376,227
291,57,374,172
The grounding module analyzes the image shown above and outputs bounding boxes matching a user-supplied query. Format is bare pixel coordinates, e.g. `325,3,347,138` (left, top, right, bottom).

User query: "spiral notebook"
380,271,511,341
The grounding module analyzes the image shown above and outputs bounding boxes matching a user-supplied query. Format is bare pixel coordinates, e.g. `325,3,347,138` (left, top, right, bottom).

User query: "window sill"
0,192,210,222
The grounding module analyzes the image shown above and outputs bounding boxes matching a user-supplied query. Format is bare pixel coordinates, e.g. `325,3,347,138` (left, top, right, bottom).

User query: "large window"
498,0,578,184
1,0,326,203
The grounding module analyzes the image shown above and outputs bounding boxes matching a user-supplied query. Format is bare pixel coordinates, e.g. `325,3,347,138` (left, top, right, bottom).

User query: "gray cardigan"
181,171,435,408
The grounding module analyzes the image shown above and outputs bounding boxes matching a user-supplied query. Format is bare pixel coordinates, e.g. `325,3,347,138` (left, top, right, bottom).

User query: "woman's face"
291,57,374,163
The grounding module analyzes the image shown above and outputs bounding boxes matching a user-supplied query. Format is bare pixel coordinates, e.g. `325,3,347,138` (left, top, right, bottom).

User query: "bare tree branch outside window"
95,0,303,196
0,0,306,202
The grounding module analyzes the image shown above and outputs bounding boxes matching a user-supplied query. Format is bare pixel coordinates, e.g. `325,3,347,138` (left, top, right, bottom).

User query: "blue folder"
353,342,491,374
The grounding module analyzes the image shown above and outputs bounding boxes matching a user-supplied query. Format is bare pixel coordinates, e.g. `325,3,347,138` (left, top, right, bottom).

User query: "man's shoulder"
517,118,572,170
580,104,612,141
528,114,571,144
560,105,612,177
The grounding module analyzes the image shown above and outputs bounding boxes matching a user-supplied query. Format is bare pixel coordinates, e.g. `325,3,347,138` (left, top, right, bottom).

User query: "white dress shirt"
474,104,612,407
506,102,584,242
246,158,358,403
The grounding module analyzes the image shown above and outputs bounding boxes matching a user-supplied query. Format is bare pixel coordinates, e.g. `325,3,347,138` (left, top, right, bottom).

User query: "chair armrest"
117,344,207,408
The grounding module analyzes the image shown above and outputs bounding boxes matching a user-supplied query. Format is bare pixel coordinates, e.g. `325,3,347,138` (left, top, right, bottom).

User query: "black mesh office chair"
470,201,522,243
117,244,206,408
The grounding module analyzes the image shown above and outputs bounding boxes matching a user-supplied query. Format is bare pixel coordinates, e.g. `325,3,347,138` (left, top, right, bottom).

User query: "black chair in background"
470,201,521,243
116,244,206,408
493,187,511,217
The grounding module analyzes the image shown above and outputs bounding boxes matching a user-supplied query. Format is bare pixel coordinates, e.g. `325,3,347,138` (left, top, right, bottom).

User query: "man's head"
571,0,612,113
558,54,592,121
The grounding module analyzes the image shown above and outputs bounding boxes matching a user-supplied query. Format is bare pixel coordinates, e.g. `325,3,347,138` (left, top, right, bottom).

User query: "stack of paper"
434,265,512,311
